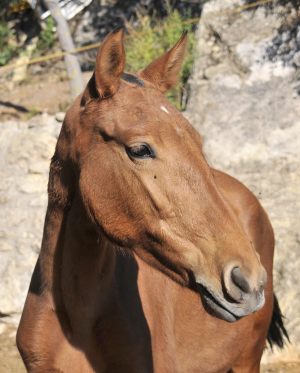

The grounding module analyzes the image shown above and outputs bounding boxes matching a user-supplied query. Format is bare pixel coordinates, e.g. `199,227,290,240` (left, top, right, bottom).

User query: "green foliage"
126,9,197,109
36,17,56,53
0,16,56,66
0,21,17,66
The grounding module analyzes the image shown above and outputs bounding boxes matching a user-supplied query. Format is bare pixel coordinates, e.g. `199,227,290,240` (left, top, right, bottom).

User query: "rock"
187,0,300,364
28,160,49,174
18,174,47,194
281,31,291,43
12,40,37,84
55,112,65,122
0,242,14,252
273,34,282,46
277,43,290,55
0,115,56,315
296,28,300,44
0,324,7,335
288,39,296,51
292,51,300,67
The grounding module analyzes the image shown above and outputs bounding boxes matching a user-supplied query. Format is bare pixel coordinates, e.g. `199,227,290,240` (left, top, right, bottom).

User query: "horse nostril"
230,267,251,294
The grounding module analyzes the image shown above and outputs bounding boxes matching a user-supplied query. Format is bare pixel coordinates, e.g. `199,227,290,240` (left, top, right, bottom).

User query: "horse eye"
126,143,155,159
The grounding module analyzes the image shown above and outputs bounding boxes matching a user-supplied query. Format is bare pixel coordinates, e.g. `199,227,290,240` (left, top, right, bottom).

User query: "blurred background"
0,0,299,372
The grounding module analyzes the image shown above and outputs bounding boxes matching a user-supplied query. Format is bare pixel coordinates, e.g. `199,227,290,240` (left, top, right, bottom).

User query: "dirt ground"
0,324,24,373
0,68,92,121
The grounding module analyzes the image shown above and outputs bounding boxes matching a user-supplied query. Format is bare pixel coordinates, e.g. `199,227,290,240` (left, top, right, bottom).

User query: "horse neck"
66,193,117,280
40,192,117,316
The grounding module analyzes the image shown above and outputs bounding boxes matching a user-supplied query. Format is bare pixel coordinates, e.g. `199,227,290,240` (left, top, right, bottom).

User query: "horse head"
54,28,267,322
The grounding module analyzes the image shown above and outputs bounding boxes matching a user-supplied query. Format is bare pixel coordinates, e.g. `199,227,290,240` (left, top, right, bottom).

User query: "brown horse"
17,28,288,373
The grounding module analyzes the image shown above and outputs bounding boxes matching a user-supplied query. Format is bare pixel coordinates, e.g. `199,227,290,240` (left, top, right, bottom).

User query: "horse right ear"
91,27,126,99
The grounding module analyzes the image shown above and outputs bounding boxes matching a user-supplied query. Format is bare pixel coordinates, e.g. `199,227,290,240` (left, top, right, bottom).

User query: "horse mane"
121,73,144,87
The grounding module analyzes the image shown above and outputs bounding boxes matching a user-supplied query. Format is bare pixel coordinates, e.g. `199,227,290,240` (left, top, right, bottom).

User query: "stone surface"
0,114,60,315
265,4,300,68
186,0,300,364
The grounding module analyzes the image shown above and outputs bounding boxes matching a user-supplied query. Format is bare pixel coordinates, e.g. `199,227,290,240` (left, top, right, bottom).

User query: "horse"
17,28,288,373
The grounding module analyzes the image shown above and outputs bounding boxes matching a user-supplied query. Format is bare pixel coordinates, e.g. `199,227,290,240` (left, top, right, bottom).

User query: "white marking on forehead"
176,126,183,136
160,105,169,114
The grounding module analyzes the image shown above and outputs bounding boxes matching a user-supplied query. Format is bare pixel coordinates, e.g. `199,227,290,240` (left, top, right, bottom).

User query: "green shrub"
0,21,17,66
35,16,56,53
0,16,56,66
126,8,197,109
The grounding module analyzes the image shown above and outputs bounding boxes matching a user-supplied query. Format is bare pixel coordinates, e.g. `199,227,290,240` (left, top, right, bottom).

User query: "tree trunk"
43,0,84,98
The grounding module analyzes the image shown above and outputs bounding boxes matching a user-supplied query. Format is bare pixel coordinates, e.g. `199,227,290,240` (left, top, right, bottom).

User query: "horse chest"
60,252,248,373
134,256,251,373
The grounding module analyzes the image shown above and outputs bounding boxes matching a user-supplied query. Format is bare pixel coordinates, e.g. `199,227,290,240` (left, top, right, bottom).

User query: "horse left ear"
140,31,188,93
94,27,125,98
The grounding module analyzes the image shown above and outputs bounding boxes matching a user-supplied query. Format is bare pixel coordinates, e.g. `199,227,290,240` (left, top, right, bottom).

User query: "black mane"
121,72,144,87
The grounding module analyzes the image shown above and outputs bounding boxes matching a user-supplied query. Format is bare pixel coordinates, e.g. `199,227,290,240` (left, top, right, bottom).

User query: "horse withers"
17,28,288,372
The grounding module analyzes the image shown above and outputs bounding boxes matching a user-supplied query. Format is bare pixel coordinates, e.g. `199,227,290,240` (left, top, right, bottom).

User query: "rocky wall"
0,114,60,315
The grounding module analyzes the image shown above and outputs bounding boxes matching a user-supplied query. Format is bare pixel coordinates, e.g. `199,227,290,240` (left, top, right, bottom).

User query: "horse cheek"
79,162,141,248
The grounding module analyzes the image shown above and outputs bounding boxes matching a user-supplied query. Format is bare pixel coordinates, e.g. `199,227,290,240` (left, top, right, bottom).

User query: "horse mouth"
195,283,241,323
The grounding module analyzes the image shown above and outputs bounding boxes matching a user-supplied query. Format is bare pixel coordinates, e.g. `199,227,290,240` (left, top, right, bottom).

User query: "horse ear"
140,31,188,93
94,27,125,98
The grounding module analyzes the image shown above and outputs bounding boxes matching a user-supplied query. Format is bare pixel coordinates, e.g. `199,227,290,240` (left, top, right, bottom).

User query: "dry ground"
0,69,92,121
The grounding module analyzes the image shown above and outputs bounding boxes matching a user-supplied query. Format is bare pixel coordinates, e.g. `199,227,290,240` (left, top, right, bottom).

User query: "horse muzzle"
195,265,267,322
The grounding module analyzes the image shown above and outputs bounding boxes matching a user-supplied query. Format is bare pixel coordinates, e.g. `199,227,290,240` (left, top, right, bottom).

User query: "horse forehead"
115,105,186,138
115,87,183,123
95,84,190,138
